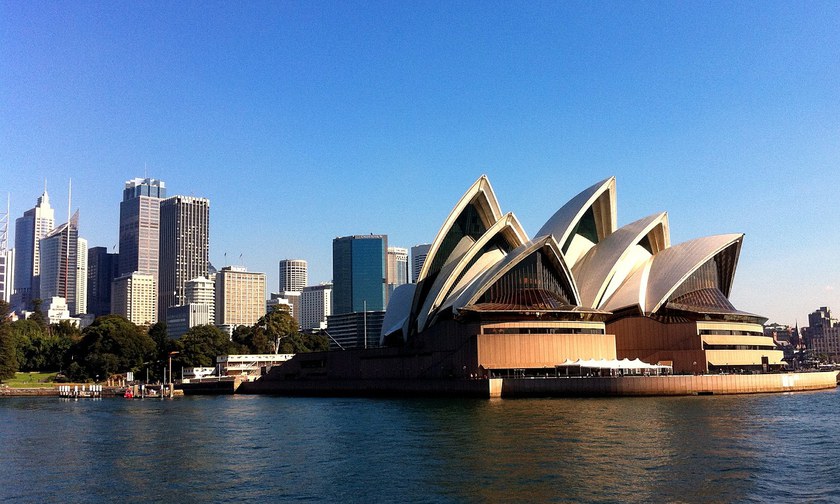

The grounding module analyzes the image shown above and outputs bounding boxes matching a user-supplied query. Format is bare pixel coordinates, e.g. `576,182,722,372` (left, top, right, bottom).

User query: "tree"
51,320,81,371
254,309,298,353
178,325,238,368
65,315,155,381
27,298,48,332
0,301,18,381
10,319,50,371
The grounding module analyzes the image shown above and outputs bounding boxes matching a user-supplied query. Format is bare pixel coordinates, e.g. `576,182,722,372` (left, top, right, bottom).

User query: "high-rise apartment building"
13,189,54,309
118,178,165,283
215,266,266,327
185,276,215,325
39,211,81,315
87,247,119,318
332,235,387,315
386,246,409,301
300,283,332,332
158,195,210,321
278,259,308,292
410,243,431,283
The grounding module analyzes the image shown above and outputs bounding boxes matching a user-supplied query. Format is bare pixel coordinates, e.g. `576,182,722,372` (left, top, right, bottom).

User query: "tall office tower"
185,276,215,325
39,211,80,315
278,259,308,292
410,243,431,283
300,283,332,331
215,266,266,327
0,199,10,303
13,189,55,309
111,271,157,326
332,234,388,315
1,249,14,304
87,247,119,317
386,246,409,300
75,237,87,314
118,178,165,283
158,195,210,321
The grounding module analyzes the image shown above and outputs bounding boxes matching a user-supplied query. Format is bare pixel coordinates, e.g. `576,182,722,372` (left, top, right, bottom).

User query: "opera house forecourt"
245,176,838,397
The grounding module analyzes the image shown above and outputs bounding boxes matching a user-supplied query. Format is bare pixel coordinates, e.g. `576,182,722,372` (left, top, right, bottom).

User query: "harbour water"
1,389,838,503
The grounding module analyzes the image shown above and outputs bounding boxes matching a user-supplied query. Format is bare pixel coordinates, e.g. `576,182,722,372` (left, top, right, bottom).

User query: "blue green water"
1,389,838,503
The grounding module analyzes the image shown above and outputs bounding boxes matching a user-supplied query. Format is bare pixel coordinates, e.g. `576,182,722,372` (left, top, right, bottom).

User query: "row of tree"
0,300,327,382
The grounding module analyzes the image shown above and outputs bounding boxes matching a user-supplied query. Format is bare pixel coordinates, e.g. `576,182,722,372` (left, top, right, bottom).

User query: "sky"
1,1,838,326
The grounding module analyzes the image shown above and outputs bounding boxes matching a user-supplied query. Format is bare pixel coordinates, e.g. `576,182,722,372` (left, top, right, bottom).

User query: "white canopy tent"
556,358,672,375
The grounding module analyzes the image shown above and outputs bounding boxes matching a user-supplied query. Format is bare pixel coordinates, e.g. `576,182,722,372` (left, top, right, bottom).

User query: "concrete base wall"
239,377,491,398
246,371,837,398
499,371,838,397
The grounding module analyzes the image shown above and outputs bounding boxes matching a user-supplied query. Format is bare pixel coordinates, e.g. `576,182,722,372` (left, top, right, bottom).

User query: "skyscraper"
410,243,431,283
1,249,14,304
118,178,165,283
13,189,54,309
158,195,210,321
75,237,87,315
0,198,11,303
87,246,119,318
215,266,266,327
111,271,157,326
386,246,409,300
300,283,332,332
278,259,308,292
39,211,80,314
332,234,387,315
185,276,215,325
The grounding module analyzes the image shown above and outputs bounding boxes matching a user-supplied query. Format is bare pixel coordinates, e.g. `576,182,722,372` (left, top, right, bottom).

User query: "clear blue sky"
2,1,838,325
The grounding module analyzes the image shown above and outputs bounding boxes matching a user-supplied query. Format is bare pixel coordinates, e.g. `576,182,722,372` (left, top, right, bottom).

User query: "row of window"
703,344,777,351
699,329,764,336
483,327,605,335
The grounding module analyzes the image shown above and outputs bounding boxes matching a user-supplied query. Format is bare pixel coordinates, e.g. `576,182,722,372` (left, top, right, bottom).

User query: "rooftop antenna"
144,162,147,179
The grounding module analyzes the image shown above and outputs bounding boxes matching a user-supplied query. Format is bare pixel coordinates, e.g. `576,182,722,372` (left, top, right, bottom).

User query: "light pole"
168,351,180,391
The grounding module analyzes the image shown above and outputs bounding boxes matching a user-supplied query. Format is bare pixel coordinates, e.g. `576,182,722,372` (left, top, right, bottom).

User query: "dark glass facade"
332,235,387,315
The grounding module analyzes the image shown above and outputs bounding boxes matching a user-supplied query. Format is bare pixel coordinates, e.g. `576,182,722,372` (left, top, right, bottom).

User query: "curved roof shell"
535,177,617,268
379,283,416,343
416,175,502,284
416,212,529,331
602,233,743,315
572,212,670,309
441,235,581,313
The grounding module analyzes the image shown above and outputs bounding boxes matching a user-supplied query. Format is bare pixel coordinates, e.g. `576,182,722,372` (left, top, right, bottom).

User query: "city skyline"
2,2,839,325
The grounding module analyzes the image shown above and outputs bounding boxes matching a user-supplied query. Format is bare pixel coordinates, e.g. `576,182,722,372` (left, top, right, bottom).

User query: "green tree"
66,315,155,381
254,309,298,353
51,320,81,371
178,325,238,367
0,301,18,381
10,319,51,371
27,298,48,332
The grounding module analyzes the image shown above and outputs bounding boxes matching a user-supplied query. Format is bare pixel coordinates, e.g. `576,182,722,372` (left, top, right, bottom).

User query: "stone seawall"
0,386,123,397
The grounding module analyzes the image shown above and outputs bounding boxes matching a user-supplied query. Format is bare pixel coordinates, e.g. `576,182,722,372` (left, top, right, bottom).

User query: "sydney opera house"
374,175,785,377
246,175,840,396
